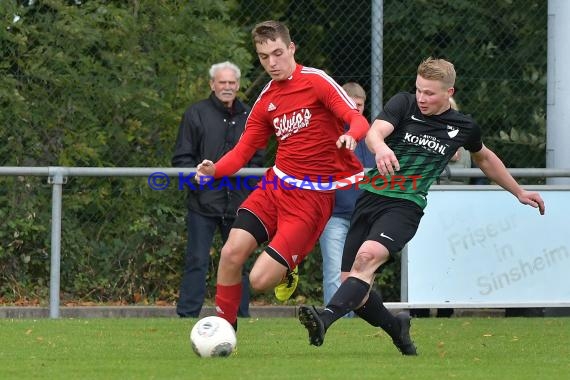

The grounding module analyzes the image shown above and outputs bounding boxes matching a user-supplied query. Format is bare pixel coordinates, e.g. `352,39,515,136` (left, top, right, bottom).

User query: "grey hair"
209,61,241,80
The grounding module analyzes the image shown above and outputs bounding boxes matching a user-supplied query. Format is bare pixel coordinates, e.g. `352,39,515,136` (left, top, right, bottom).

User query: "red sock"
215,283,242,326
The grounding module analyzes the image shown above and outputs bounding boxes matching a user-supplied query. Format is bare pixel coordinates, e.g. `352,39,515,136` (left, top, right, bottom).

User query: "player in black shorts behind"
298,57,546,355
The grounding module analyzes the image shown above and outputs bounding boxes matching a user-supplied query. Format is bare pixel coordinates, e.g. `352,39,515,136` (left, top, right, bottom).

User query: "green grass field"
1,317,568,380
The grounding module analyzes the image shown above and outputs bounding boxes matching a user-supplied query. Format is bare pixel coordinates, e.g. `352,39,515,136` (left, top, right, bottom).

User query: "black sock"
320,276,370,330
354,289,400,340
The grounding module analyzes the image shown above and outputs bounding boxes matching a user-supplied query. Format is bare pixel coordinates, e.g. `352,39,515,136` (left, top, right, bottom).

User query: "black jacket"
172,93,265,218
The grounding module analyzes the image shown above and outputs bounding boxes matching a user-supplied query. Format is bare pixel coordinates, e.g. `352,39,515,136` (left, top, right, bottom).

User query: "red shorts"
238,169,334,269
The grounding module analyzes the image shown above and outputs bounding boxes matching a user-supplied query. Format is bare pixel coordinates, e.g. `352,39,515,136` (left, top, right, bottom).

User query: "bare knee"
249,270,280,293
351,242,389,275
248,274,269,293
219,244,247,271
353,251,375,272
219,229,258,270
249,253,287,292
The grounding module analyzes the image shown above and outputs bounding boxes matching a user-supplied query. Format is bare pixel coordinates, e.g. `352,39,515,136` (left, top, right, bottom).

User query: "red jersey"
215,64,369,187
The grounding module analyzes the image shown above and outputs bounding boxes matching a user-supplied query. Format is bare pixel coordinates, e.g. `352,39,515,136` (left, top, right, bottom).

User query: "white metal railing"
1,166,570,318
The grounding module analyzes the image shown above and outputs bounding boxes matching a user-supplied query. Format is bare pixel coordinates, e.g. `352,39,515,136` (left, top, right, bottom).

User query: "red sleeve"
214,100,272,178
344,111,370,141
309,69,369,141
214,142,259,178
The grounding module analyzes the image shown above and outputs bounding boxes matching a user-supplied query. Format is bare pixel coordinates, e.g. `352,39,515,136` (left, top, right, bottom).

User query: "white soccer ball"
190,316,237,358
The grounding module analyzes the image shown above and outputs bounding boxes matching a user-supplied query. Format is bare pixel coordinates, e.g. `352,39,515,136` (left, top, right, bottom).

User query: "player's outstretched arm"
516,190,545,215
336,110,370,150
366,119,399,176
471,145,545,215
195,139,260,184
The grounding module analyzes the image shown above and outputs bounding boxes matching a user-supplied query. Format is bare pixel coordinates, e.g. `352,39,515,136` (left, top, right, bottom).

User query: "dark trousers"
176,210,250,318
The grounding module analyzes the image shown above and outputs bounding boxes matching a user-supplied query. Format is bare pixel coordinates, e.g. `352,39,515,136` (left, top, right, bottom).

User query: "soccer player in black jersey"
299,57,546,355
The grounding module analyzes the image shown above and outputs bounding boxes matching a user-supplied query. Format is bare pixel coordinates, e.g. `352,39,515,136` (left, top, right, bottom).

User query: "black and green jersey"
361,92,483,209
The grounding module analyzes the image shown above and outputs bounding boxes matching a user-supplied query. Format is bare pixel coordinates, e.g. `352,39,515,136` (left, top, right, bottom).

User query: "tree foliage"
381,0,547,168
0,0,251,303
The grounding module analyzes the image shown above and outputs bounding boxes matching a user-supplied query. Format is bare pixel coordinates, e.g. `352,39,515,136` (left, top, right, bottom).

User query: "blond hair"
417,57,456,88
342,82,366,101
449,96,458,110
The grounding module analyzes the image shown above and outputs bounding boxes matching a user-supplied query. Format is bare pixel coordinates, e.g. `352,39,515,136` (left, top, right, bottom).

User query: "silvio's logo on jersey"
274,108,312,140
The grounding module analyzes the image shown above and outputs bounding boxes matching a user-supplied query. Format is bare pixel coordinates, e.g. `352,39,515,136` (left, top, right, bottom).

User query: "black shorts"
341,191,424,272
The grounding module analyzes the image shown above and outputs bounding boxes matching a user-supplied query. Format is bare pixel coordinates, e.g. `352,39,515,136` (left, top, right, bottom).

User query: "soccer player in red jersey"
195,20,370,330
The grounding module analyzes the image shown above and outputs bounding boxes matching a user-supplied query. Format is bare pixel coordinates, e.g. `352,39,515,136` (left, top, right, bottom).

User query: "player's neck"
433,102,451,116
283,62,297,79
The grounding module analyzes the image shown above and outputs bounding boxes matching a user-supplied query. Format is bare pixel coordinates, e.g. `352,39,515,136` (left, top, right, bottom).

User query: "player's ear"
289,42,296,54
